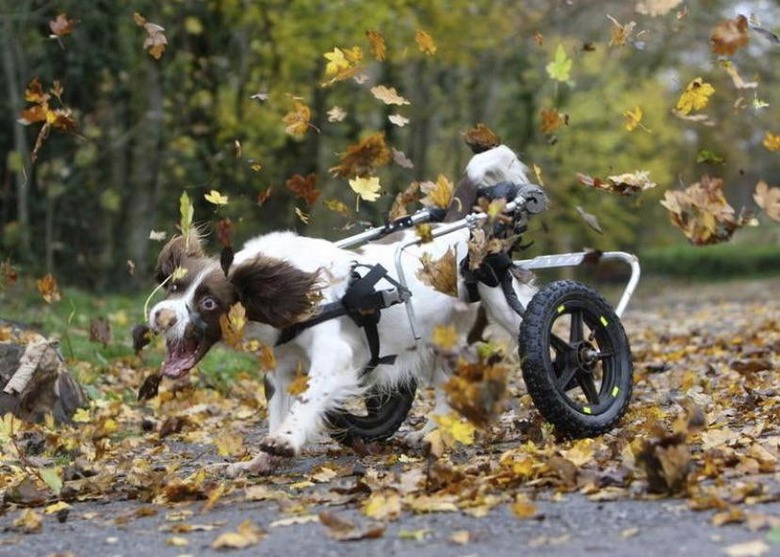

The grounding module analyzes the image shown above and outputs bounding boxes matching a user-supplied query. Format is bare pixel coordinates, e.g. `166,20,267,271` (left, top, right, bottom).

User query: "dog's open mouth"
161,337,212,379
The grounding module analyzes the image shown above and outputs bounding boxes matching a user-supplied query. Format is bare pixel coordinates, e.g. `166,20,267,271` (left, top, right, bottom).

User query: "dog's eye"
168,283,179,293
199,296,219,312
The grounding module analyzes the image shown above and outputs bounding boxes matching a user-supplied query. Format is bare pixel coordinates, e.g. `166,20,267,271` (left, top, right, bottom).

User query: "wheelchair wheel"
327,381,417,445
518,280,633,437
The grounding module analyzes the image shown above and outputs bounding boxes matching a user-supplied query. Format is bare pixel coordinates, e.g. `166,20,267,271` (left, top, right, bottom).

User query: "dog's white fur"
149,226,535,476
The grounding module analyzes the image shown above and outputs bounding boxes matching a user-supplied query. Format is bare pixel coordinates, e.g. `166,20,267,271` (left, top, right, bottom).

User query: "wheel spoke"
569,309,584,343
550,333,570,354
577,374,601,405
556,364,579,391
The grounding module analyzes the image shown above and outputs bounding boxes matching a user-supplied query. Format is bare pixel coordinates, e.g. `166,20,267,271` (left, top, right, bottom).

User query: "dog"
147,223,536,476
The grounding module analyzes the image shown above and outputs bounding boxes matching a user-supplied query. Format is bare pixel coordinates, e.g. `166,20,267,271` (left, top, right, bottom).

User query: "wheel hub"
575,341,599,373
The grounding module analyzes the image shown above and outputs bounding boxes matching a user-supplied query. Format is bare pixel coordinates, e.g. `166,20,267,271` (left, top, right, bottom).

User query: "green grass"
0,280,257,396
638,242,780,279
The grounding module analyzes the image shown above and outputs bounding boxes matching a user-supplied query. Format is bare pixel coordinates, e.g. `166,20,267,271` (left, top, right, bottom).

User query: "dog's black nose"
153,308,178,331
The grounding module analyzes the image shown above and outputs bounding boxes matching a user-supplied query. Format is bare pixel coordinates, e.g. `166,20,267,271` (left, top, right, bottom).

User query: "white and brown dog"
147,225,534,476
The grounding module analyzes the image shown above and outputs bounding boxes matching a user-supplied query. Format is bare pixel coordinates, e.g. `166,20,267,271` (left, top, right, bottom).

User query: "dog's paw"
259,434,296,458
222,452,289,478
403,429,430,449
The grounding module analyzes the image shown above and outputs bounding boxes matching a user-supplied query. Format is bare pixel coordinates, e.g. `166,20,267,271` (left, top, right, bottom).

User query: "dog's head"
148,230,321,379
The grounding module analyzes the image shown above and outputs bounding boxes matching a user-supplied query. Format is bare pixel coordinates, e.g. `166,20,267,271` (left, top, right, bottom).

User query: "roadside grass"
0,279,257,398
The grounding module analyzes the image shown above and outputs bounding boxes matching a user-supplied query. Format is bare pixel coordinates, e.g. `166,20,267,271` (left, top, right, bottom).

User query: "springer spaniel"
147,225,535,476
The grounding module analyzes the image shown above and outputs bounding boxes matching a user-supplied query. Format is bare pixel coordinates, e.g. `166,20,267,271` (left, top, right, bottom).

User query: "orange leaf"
415,30,437,56
36,273,61,303
330,132,391,178
283,101,312,137
710,15,749,56
366,30,386,61
285,174,320,206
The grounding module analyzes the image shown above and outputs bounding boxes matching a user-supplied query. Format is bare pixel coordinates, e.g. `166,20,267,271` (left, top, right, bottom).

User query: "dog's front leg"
406,361,453,447
261,328,360,457
264,350,300,434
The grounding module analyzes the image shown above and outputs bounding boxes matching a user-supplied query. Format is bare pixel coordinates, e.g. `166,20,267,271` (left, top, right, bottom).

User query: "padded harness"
275,263,411,377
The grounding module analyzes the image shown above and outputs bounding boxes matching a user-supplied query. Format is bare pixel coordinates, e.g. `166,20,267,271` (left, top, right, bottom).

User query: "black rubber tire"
518,280,633,438
327,381,417,445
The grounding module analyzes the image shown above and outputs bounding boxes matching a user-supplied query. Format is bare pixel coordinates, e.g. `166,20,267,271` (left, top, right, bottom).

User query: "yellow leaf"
179,191,194,236
324,47,350,77
214,433,245,457
416,247,457,297
212,520,263,549
607,14,636,48
204,189,228,205
433,413,475,446
420,174,453,209
36,273,61,303
623,106,643,131
294,207,310,224
13,509,42,533
167,536,189,546
44,501,71,515
676,78,715,115
511,494,538,519
283,101,311,137
366,30,386,61
220,302,246,348
431,324,459,351
415,30,437,56
287,371,309,396
363,492,402,521
324,198,350,216
72,408,91,423
762,131,780,151
349,176,382,202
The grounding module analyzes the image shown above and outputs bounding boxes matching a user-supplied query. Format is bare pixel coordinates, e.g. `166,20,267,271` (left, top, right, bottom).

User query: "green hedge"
639,243,780,279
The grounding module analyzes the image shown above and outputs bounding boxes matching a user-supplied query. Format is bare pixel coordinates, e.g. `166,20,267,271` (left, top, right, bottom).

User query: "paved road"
1,277,778,557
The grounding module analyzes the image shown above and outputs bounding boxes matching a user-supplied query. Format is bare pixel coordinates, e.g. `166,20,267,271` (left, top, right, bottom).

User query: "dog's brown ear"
229,256,321,328
154,229,205,284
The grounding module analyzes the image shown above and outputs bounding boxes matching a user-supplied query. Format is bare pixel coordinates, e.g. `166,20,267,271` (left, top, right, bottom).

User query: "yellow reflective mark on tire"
600,316,609,327
557,305,566,314
582,406,592,414
611,386,619,397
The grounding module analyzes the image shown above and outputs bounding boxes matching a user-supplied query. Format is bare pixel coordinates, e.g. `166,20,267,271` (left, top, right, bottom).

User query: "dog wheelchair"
308,182,640,444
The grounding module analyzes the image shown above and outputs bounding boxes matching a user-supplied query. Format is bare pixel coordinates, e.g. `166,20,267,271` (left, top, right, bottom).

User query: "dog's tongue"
161,338,201,379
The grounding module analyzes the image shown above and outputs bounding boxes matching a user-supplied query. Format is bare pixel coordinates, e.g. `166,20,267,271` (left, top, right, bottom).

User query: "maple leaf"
349,176,381,203
285,173,320,206
133,12,167,60
327,106,347,122
283,100,313,137
415,30,437,56
710,15,749,56
546,44,572,83
366,30,386,61
36,273,61,303
660,175,746,245
623,106,646,132
420,174,454,209
763,131,780,151
322,46,363,84
324,47,350,76
204,189,228,205
389,181,421,220
49,13,79,37
753,180,780,222
540,108,566,134
463,123,501,153
607,15,637,47
330,132,391,177
416,247,457,297
18,78,77,161
219,302,246,348
676,78,715,115
371,85,411,106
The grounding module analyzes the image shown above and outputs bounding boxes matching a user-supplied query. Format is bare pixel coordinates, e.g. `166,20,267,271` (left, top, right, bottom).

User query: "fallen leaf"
212,520,264,549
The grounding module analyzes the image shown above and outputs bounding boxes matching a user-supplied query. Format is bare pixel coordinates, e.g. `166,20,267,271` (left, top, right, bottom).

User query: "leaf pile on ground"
0,281,778,546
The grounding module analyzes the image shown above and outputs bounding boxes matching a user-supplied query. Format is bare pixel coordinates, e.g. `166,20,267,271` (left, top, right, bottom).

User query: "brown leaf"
636,431,691,494
416,247,458,297
463,123,501,154
89,317,111,347
283,100,312,137
389,182,421,220
137,373,162,401
132,324,153,354
285,174,320,206
330,133,391,178
711,15,750,56
319,511,385,541
36,273,61,303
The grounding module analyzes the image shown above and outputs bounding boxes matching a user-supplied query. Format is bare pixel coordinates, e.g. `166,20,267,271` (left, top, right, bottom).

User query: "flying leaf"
392,148,414,169
540,108,566,134
696,149,726,164
324,198,350,216
349,176,382,202
327,106,347,122
577,171,656,195
762,132,780,151
330,133,391,178
420,174,454,209
416,247,457,297
220,302,246,348
721,60,757,89
415,30,437,56
675,78,715,115
89,317,112,347
366,30,386,61
294,207,310,224
431,324,459,351
607,15,637,47
285,174,320,206
575,206,604,234
17,78,77,161
660,175,747,245
322,46,363,84
37,273,61,303
546,44,572,83
133,12,167,59
389,182,421,220
753,180,780,222
623,106,645,131
432,413,475,446
257,186,273,206
179,192,194,236
634,0,683,17
283,101,313,137
463,123,501,152
710,15,749,56
388,114,409,127
204,189,228,205
49,13,79,37
371,85,410,106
